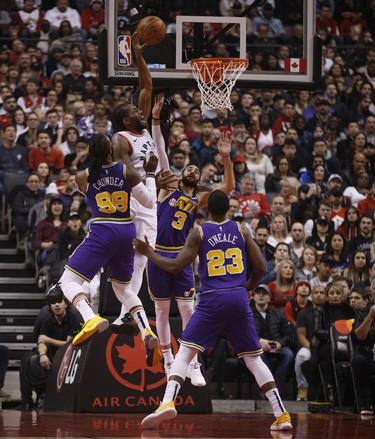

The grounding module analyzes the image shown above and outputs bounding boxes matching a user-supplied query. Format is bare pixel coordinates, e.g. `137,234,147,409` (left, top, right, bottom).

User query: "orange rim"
191,57,248,69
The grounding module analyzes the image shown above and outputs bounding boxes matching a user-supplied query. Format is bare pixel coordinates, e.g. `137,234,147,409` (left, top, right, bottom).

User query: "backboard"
99,0,321,91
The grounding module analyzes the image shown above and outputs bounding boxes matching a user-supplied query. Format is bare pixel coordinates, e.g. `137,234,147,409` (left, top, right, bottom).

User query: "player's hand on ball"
155,169,178,190
131,31,147,55
133,236,150,255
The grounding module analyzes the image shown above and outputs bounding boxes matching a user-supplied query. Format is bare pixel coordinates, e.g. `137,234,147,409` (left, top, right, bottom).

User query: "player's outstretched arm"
199,133,235,209
133,228,201,273
132,31,152,120
151,93,169,171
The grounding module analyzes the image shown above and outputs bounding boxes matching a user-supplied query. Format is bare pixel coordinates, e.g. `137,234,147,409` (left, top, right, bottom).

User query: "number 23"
207,248,244,276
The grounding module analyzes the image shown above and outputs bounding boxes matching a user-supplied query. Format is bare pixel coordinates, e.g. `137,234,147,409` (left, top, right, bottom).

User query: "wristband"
221,155,229,158
146,172,156,178
152,117,160,120
39,353,47,358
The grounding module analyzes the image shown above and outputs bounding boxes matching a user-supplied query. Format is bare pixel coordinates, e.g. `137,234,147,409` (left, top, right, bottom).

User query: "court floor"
1,409,374,439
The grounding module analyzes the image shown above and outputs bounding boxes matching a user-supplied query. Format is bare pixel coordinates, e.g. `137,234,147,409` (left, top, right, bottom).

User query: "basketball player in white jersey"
110,31,175,334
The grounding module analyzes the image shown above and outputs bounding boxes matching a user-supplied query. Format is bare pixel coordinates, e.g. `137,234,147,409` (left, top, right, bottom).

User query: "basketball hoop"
191,58,248,114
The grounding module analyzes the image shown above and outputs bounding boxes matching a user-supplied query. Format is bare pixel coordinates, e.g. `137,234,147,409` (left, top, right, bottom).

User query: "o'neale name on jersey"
208,233,238,247
93,177,124,190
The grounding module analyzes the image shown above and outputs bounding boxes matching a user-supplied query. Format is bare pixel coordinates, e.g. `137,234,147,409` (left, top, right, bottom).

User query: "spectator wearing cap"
327,173,344,193
305,98,332,133
303,199,333,238
328,186,346,230
15,0,44,40
16,77,45,114
251,284,294,393
294,284,326,401
309,254,335,290
48,211,86,284
81,0,105,41
18,289,82,410
306,215,332,256
358,178,375,217
233,153,249,191
252,2,285,40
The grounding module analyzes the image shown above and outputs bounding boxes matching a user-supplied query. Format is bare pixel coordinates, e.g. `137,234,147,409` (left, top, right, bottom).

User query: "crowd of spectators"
0,0,375,411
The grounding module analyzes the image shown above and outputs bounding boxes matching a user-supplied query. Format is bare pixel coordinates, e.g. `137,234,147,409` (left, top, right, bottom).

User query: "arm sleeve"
152,124,169,171
131,178,157,208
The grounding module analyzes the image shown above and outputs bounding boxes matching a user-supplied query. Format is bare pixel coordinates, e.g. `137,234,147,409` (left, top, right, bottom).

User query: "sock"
161,379,181,405
130,306,149,339
162,347,174,364
75,299,96,322
265,388,286,418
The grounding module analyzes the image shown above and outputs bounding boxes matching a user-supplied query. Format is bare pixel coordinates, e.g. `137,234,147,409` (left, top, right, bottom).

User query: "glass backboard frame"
99,0,321,91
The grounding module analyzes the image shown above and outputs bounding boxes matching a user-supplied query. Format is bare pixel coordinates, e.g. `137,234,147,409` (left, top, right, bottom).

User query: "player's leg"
154,300,174,375
61,269,109,345
141,344,197,430
112,281,161,367
177,299,206,387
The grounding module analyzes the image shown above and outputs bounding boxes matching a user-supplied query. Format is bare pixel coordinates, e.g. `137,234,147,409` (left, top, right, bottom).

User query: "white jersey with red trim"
113,129,159,181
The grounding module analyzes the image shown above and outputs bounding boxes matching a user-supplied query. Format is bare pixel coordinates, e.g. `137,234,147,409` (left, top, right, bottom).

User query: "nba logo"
118,35,132,66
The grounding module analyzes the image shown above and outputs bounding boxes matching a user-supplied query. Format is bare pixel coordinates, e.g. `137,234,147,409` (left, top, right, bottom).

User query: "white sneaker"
141,401,177,429
187,362,206,387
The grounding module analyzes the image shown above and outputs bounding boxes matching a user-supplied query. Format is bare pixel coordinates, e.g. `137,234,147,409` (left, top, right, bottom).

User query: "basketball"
137,15,166,46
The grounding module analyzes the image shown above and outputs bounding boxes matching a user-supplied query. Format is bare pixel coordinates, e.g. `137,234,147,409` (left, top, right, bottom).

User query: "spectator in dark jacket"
251,284,294,393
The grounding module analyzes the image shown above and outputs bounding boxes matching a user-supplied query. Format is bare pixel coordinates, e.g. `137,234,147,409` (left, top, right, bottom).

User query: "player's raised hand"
132,31,147,56
133,235,150,255
217,132,232,158
155,168,178,190
152,93,165,120
143,153,158,173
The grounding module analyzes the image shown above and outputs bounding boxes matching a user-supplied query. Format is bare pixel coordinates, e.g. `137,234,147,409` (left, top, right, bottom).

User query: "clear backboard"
99,0,321,91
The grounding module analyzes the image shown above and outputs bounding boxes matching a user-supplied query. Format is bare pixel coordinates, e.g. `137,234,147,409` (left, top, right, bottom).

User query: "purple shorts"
180,287,262,357
147,250,195,301
66,221,136,283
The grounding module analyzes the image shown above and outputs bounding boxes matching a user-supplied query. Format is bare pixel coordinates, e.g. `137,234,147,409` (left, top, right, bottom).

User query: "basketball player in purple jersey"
148,132,235,386
59,134,161,366
110,32,176,334
134,190,293,431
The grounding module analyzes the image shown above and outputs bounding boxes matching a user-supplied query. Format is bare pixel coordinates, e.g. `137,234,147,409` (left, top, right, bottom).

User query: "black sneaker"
360,403,374,416
110,313,139,336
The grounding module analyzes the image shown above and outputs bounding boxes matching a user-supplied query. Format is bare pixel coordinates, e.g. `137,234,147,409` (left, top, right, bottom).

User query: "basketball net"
191,58,248,114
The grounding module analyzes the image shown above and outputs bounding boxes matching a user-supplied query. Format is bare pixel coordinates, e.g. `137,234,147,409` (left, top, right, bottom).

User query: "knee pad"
243,354,274,388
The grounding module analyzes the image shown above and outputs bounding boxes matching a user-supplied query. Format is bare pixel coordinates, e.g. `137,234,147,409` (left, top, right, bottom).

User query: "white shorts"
130,197,157,248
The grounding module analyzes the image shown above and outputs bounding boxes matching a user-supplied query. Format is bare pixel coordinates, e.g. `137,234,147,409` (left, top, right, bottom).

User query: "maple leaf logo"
106,321,178,392
291,62,298,69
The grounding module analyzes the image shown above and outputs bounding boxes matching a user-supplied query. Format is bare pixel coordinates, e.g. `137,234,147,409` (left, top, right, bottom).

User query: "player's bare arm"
199,132,235,209
132,31,152,120
75,170,88,194
133,228,201,273
242,225,266,290
112,134,132,166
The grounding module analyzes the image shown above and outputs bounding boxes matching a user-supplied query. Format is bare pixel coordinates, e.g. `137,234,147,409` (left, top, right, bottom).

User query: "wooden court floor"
1,410,375,439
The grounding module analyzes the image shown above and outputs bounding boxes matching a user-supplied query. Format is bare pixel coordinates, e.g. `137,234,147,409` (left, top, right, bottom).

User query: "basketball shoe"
187,361,206,386
141,401,177,429
144,328,162,367
72,315,109,345
270,412,293,431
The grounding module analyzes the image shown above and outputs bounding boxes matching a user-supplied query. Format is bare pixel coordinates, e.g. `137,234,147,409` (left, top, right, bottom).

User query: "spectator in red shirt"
28,129,64,174
236,173,270,220
15,0,45,40
284,280,312,325
272,100,296,134
316,3,340,37
81,0,105,41
358,178,375,217
267,259,296,311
